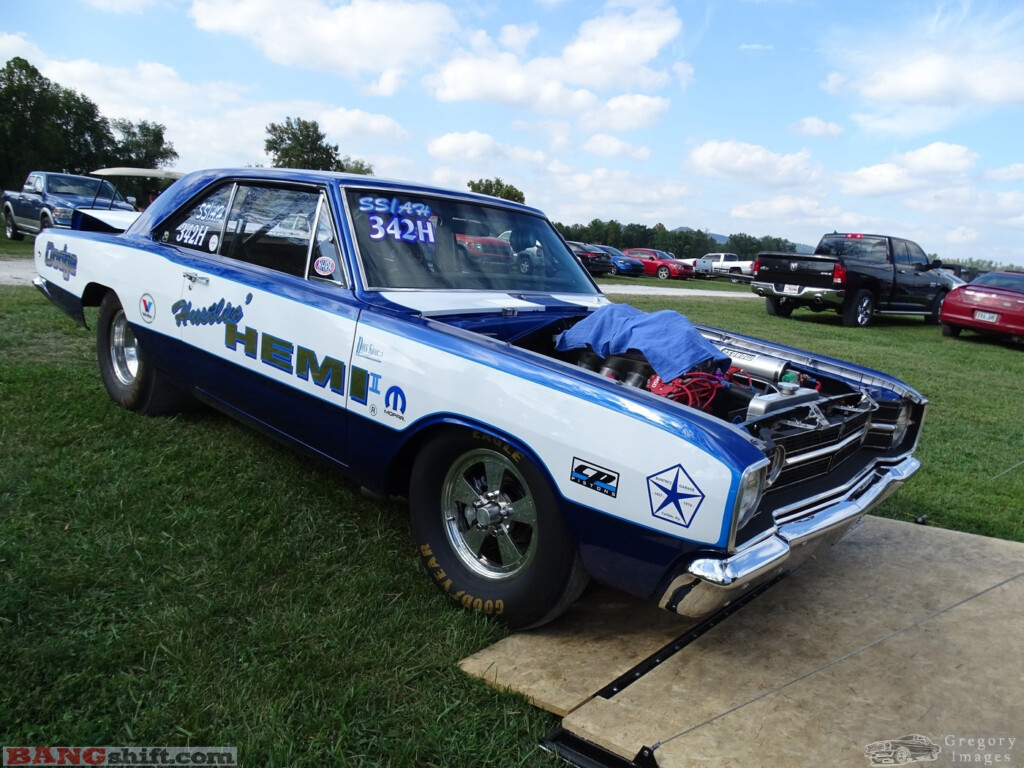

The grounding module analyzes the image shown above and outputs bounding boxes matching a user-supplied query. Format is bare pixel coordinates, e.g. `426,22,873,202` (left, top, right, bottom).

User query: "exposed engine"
569,343,905,493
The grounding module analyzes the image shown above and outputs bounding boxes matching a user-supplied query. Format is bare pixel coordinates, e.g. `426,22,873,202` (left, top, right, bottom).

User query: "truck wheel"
925,291,946,325
941,323,961,338
657,265,670,280
409,429,588,630
4,209,24,240
40,213,53,231
729,268,742,283
842,289,875,327
97,292,190,415
765,296,794,317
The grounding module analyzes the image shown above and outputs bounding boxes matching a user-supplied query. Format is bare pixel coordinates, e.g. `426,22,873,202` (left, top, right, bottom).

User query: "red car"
939,271,1024,343
622,248,692,280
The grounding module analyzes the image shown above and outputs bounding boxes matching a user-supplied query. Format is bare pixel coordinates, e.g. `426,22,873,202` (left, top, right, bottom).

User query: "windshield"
47,174,123,200
345,189,598,294
971,272,1024,291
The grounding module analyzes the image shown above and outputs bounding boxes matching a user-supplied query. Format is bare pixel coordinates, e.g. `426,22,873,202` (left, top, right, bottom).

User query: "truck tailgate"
755,253,837,291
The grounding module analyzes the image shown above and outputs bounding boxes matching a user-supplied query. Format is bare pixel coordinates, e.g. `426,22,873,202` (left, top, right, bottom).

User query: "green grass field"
1,282,1022,765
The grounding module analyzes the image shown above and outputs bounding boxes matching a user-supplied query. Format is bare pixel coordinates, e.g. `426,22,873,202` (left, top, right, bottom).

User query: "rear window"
972,272,1024,291
816,235,888,263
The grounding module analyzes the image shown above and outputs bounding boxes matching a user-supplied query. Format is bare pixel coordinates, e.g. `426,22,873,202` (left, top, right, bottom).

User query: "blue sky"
4,0,1024,265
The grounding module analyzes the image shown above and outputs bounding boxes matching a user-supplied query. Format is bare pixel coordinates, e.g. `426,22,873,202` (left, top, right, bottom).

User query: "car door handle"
183,271,209,286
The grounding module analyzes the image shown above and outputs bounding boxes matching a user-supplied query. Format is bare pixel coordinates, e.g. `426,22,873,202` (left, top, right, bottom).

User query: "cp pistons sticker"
570,458,619,498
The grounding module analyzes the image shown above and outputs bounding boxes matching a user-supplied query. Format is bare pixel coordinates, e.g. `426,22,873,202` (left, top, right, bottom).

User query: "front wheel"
517,255,533,275
4,209,24,240
656,265,670,280
926,291,946,325
842,289,875,327
409,429,588,629
97,292,190,415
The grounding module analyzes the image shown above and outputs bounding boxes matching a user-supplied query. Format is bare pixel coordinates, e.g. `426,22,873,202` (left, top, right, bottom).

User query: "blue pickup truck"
3,171,136,239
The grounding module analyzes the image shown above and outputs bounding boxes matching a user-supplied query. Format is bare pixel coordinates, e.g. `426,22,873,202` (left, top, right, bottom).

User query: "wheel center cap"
473,492,507,528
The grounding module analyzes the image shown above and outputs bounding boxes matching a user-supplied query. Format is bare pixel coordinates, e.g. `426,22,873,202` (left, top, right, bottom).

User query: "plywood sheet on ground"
462,517,1024,764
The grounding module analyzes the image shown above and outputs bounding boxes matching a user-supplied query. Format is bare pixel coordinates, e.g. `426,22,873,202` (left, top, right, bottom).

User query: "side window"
221,186,320,277
906,241,930,268
307,200,346,286
892,240,912,267
157,185,233,254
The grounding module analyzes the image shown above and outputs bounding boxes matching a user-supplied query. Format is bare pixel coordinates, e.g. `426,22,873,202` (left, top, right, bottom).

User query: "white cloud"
425,1,681,121
987,163,1024,182
189,0,459,96
731,195,840,221
583,94,670,131
427,131,545,165
740,44,773,51
790,116,842,138
581,134,650,161
688,140,819,187
896,142,977,173
836,163,923,196
858,52,1024,106
0,32,46,63
946,226,978,244
674,62,695,89
318,108,407,141
498,22,539,55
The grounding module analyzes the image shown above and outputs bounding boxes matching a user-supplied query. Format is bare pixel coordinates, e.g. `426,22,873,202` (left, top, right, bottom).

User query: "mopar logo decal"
647,465,704,527
571,458,619,498
44,242,77,281
384,385,407,421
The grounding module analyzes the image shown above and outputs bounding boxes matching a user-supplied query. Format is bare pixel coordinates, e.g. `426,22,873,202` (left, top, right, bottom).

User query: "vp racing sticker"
647,465,705,527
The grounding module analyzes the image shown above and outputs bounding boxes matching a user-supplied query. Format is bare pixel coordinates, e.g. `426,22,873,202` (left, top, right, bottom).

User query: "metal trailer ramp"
460,517,1024,767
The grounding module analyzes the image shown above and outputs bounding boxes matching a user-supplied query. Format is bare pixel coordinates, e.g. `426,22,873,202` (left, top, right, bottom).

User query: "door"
155,180,359,466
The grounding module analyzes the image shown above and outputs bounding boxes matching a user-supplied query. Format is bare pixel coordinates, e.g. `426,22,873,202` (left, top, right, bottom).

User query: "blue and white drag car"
34,168,925,629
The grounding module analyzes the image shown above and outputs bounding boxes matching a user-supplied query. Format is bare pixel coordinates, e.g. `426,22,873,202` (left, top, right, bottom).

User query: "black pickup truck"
750,233,952,327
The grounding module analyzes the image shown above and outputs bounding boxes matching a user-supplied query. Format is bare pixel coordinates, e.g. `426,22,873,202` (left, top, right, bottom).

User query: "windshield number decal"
367,215,435,244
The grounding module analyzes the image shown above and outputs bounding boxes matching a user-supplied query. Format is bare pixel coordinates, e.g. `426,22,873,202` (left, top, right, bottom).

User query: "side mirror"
931,258,942,270
126,196,137,207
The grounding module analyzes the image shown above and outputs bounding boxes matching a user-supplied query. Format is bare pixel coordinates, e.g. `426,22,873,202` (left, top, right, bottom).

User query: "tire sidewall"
409,429,578,628
97,293,150,411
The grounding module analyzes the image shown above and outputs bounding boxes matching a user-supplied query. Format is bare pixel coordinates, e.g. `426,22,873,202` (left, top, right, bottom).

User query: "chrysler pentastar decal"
647,465,705,527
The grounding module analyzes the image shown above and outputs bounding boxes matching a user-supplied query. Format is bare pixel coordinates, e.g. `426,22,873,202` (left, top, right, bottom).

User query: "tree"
110,119,178,169
263,117,373,174
0,57,115,189
467,178,525,203
265,117,341,170
339,154,374,175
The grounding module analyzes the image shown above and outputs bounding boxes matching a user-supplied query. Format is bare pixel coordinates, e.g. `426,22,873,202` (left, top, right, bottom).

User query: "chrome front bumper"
660,456,921,618
751,281,845,307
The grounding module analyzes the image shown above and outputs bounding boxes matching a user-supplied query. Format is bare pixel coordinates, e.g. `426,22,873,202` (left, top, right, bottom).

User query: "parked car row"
750,231,1023,347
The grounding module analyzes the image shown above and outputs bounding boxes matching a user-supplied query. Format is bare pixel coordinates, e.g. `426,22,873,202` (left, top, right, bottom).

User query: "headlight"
735,464,767,530
52,206,74,220
891,404,911,448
